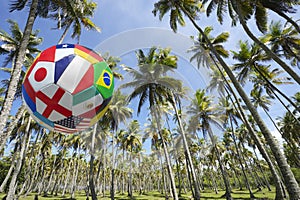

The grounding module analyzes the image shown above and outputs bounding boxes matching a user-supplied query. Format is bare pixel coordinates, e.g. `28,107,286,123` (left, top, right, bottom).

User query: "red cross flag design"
36,84,72,121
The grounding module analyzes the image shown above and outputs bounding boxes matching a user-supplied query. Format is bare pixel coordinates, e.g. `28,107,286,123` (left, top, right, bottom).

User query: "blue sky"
1,0,299,145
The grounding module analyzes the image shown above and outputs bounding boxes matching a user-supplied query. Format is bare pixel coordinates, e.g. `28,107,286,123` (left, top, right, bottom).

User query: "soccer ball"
22,44,114,134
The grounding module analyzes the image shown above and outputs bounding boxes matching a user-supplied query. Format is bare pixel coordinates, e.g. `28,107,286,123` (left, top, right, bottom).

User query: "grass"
0,187,276,200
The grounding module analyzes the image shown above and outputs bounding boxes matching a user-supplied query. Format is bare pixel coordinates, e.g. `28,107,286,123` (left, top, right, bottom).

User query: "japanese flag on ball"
22,44,114,134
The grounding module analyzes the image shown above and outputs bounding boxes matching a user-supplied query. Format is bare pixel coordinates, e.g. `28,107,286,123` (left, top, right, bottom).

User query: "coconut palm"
210,65,286,198
189,26,230,69
152,2,300,198
0,19,41,69
121,47,182,200
51,0,100,44
219,97,256,197
0,18,42,149
188,89,232,199
201,0,300,84
121,120,142,199
258,0,300,34
6,114,33,199
231,40,297,112
102,89,133,200
0,0,39,146
262,21,300,67
277,111,300,165
194,24,286,199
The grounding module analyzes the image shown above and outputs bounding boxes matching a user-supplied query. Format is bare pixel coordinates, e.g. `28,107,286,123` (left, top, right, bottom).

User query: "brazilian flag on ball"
94,62,114,99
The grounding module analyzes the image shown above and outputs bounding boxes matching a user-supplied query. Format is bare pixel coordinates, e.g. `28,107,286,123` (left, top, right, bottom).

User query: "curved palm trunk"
89,124,98,200
0,0,38,141
171,94,201,200
7,116,32,199
229,118,255,198
207,127,232,200
0,143,19,193
110,131,116,200
0,105,25,152
128,150,133,199
252,63,299,112
252,147,272,191
153,108,178,200
180,6,300,199
57,22,71,44
233,2,300,84
265,7,300,34
211,57,286,199
61,160,71,196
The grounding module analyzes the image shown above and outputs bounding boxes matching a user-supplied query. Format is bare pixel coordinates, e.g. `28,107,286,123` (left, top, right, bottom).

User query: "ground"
0,187,276,200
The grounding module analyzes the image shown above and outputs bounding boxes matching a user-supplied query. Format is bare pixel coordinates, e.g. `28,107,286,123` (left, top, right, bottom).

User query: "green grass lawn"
0,187,275,200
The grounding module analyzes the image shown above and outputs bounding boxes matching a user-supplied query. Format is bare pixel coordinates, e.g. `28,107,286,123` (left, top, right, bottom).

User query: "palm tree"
0,19,41,69
277,111,300,165
189,26,230,69
188,89,232,200
102,89,133,200
122,120,142,199
208,63,286,199
121,47,182,200
51,0,101,44
201,0,300,84
168,95,202,199
7,114,32,199
262,21,300,68
250,88,281,131
0,17,42,149
0,0,38,147
220,97,256,198
231,40,297,112
258,0,300,34
192,23,286,199
152,2,300,198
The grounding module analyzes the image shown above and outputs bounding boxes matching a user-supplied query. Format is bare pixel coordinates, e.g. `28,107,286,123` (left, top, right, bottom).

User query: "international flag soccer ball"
22,44,114,134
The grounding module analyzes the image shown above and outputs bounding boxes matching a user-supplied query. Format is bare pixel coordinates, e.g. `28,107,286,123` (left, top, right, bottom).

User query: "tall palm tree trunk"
0,0,38,141
153,108,178,200
179,5,300,199
211,57,285,199
61,160,71,196
207,127,232,200
252,147,272,191
128,151,133,199
89,124,98,200
252,63,299,112
0,105,25,152
0,143,19,193
171,93,201,199
158,150,169,198
7,116,32,199
234,2,300,84
229,119,255,198
111,131,116,200
57,23,71,44
19,129,42,196
44,155,57,195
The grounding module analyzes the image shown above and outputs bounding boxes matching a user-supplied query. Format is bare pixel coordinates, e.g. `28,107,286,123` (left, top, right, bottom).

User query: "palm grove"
0,0,299,200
